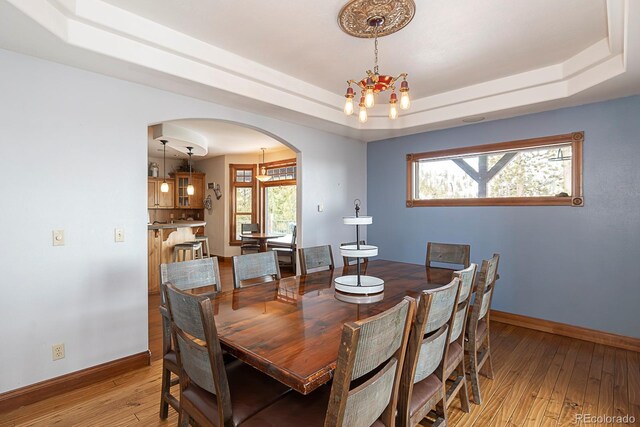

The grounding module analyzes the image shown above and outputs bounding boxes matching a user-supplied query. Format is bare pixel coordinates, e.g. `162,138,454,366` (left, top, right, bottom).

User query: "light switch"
114,228,125,243
53,230,65,246
317,204,324,212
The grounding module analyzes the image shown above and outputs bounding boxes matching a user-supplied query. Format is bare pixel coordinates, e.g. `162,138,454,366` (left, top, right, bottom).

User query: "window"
406,132,584,207
261,159,296,239
230,164,257,245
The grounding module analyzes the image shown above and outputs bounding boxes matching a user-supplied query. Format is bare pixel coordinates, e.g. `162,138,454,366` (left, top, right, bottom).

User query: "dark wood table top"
210,260,455,394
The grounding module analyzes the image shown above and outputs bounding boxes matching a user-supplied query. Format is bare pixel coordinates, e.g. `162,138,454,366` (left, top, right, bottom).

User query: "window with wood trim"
230,164,257,245
406,132,584,207
260,159,296,237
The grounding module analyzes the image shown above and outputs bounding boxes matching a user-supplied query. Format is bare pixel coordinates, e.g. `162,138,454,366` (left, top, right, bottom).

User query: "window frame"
229,164,258,246
406,132,584,207
260,158,297,231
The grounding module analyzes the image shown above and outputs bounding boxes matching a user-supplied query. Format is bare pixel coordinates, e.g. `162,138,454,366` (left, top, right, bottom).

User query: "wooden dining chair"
270,225,297,272
240,223,260,254
241,297,416,427
340,240,368,267
163,283,291,427
442,263,477,414
232,251,281,289
466,253,500,405
298,245,334,275
158,258,222,419
397,278,461,427
426,242,471,269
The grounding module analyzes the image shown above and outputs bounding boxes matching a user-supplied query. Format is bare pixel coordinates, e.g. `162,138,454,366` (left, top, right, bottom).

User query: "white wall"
0,48,366,393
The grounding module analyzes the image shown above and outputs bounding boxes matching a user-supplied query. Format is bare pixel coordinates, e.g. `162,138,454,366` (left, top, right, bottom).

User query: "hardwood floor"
2,259,638,426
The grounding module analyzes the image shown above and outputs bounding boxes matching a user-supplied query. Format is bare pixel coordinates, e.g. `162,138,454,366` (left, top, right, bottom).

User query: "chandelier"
339,0,415,123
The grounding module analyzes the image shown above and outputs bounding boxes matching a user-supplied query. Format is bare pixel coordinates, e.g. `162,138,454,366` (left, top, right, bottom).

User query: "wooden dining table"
210,259,456,395
240,232,285,252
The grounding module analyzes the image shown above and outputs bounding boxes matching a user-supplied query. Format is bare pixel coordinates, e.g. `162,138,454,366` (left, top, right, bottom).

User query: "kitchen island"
148,221,206,294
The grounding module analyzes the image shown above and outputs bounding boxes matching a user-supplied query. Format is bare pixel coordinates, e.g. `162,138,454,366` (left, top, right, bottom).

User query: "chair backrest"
449,263,477,345
398,278,461,426
241,223,260,234
325,297,415,427
298,245,334,275
160,258,222,295
426,242,471,269
341,240,368,267
468,254,500,342
158,258,222,358
232,251,281,289
163,283,232,426
290,224,297,247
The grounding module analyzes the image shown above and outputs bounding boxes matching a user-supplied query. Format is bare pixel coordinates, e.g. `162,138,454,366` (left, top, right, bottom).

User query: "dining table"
209,259,456,395
240,232,285,252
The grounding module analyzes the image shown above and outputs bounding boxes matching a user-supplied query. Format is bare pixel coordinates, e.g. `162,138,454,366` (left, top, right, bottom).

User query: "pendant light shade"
160,139,169,193
256,148,272,182
186,147,195,195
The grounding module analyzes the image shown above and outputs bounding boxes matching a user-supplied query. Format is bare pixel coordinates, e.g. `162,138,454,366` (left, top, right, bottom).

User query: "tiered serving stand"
334,200,384,303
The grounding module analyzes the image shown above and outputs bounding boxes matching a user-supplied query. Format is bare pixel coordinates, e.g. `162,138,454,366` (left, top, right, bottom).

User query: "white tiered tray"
342,216,372,225
335,291,384,304
339,244,378,258
334,275,384,295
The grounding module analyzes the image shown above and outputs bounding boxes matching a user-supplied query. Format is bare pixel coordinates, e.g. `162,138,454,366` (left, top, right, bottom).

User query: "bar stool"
173,242,203,262
194,235,211,258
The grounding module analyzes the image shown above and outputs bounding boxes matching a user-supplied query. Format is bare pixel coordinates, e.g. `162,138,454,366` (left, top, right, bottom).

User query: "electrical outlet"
114,228,125,242
52,230,65,246
52,343,65,361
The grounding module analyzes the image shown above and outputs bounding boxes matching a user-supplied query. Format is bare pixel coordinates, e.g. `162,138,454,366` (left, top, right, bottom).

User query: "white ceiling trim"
10,0,631,132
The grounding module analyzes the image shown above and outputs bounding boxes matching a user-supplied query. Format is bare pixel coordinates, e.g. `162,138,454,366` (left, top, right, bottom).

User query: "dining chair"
240,297,416,427
298,245,334,275
425,242,471,269
397,277,461,427
340,240,368,267
442,263,477,414
158,258,222,419
240,223,260,254
163,283,291,427
466,253,500,405
232,251,281,289
270,225,297,272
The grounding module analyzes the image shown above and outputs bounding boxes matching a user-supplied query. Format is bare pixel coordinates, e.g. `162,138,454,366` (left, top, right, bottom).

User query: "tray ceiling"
1,0,638,141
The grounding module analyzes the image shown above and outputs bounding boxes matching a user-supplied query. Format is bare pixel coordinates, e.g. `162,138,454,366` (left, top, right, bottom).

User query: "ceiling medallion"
339,0,414,123
338,0,416,38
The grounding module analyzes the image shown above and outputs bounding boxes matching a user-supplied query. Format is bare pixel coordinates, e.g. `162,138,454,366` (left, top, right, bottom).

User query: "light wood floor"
2,260,638,426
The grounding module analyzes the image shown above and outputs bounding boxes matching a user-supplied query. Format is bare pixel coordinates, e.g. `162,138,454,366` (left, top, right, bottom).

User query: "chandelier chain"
373,25,379,75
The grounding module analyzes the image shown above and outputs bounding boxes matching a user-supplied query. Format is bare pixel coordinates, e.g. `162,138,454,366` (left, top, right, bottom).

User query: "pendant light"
256,148,272,182
186,147,195,195
160,140,169,193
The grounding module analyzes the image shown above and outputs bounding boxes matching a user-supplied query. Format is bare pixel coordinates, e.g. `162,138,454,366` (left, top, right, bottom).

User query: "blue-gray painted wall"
367,96,640,338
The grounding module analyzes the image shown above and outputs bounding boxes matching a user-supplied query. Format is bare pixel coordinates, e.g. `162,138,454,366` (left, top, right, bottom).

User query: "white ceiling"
1,0,638,141
101,0,607,98
147,120,288,160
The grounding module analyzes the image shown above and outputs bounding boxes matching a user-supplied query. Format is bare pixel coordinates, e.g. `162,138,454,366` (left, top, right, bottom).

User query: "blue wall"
367,96,640,338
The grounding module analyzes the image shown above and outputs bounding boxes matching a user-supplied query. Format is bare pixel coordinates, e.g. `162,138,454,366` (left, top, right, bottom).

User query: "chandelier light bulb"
400,91,410,110
160,181,169,193
399,79,411,110
389,92,398,120
359,106,368,123
344,97,354,115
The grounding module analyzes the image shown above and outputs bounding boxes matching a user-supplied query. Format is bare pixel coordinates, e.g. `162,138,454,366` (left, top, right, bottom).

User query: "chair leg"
458,365,471,413
178,409,189,427
468,347,482,405
482,333,494,379
433,394,448,427
159,367,171,419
